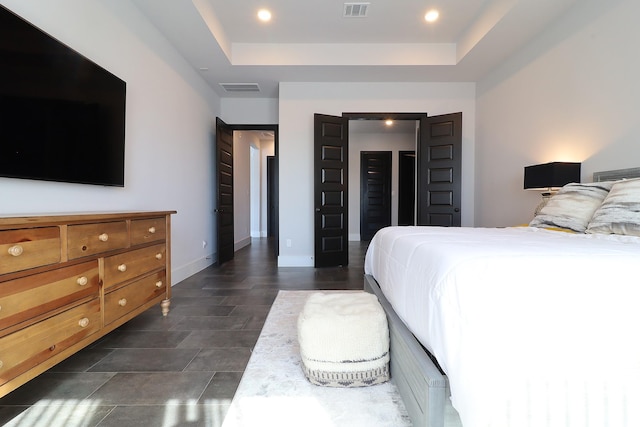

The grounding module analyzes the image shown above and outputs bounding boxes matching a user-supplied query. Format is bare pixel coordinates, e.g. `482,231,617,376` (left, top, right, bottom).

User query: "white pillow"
587,178,640,236
529,181,614,232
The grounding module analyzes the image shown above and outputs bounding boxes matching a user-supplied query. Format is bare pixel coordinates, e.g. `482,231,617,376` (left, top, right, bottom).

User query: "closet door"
360,151,392,241
417,113,462,227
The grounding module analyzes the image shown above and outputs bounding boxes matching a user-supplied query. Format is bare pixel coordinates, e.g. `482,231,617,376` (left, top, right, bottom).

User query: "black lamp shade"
524,162,581,189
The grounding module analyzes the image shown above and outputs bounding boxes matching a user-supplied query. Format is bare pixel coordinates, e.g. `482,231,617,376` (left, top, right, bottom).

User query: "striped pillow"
529,182,613,233
586,179,640,236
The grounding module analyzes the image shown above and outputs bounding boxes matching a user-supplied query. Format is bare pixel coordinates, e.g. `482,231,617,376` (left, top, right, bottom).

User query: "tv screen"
0,5,126,187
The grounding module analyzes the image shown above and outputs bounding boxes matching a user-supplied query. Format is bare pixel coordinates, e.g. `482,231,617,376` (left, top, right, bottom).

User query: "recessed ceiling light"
424,10,439,23
385,120,393,126
257,9,272,22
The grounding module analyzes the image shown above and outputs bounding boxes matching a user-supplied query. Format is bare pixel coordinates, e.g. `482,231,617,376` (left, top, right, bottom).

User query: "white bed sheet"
365,226,640,427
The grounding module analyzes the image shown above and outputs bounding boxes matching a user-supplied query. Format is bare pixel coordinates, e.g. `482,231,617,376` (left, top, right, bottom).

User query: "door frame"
216,122,279,260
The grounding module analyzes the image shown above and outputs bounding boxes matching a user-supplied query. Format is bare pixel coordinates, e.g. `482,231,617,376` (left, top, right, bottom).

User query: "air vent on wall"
343,2,369,17
219,83,261,93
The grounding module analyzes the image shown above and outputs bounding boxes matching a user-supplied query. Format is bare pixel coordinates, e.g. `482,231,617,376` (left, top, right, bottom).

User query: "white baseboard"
172,254,214,285
234,236,251,251
278,255,314,267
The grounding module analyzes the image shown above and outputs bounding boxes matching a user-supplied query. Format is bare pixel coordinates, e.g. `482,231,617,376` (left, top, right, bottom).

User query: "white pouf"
297,292,390,387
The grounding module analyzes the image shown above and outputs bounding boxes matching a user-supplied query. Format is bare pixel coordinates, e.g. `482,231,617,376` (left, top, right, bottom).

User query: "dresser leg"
161,299,171,316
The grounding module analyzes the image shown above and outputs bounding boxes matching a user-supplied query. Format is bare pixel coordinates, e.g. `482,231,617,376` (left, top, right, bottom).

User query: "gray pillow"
529,181,614,232
586,178,640,236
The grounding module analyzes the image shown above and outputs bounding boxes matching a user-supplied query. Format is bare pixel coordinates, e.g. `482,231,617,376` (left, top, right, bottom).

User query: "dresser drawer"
0,261,99,334
130,217,166,246
104,270,166,325
103,244,166,288
0,227,60,275
0,299,100,386
67,221,128,259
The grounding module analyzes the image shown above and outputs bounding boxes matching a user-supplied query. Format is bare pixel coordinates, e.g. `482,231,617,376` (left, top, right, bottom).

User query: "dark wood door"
360,151,392,241
398,150,416,226
267,155,275,238
417,113,462,226
314,113,349,267
215,117,234,264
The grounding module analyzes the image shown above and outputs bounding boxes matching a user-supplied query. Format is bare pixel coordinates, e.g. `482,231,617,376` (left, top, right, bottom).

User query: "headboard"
593,167,640,182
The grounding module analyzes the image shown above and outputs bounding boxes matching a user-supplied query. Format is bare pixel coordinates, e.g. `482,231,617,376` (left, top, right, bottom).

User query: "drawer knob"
78,318,90,328
98,233,109,242
7,245,23,257
117,264,127,272
77,276,88,286
119,298,127,307
155,253,162,260
148,226,156,234
155,280,163,288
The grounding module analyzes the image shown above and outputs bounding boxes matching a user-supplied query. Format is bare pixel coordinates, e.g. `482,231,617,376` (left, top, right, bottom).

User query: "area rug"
221,290,412,427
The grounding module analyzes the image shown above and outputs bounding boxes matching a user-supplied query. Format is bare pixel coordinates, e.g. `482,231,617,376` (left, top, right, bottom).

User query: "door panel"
314,114,348,267
215,117,234,265
417,113,462,227
360,151,392,241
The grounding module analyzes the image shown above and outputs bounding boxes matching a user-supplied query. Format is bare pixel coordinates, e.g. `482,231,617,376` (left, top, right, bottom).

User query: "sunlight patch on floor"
3,398,232,427
5,400,102,427
163,399,231,427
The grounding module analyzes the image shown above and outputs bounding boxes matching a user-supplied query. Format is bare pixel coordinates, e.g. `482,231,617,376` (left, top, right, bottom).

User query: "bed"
363,168,640,427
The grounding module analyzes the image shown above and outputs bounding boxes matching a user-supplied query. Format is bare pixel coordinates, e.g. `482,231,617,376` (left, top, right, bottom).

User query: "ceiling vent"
343,2,369,18
219,83,261,93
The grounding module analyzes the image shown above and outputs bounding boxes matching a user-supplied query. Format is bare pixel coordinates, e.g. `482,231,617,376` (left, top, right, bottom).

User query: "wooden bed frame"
363,167,640,427
364,274,462,427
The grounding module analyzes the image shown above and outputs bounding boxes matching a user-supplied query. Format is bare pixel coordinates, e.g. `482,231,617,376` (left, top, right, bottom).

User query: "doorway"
398,150,416,226
314,112,462,267
347,117,418,241
215,120,279,266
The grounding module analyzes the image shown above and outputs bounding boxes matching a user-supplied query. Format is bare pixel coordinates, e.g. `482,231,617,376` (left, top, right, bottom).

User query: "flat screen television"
0,5,126,187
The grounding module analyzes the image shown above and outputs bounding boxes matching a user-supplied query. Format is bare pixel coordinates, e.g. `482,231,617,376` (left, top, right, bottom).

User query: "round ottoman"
297,292,390,387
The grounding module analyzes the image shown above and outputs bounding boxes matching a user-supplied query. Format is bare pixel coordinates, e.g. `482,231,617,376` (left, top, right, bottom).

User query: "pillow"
586,178,640,236
529,181,614,233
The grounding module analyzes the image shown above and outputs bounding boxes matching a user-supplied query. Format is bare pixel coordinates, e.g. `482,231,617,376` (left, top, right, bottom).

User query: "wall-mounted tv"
0,5,126,187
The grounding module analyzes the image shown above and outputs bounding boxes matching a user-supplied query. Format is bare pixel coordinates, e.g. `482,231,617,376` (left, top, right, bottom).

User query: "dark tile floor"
0,238,368,426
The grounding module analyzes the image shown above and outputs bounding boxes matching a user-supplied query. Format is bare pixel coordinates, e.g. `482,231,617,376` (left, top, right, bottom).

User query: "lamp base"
534,192,555,216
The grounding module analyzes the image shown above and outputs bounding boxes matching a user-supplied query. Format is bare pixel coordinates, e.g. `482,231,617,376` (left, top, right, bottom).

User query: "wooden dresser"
0,211,175,398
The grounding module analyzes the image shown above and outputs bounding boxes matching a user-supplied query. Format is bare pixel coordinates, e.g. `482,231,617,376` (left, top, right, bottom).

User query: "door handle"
454,208,460,212
315,208,321,212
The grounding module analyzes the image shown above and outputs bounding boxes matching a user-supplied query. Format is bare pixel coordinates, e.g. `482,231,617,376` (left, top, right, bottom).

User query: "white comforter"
364,226,640,427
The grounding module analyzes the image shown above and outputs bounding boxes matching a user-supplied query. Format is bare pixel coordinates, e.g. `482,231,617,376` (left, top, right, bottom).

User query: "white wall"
348,130,416,240
278,82,476,266
233,132,253,250
221,98,279,124
476,0,640,227
260,139,275,237
0,0,221,284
